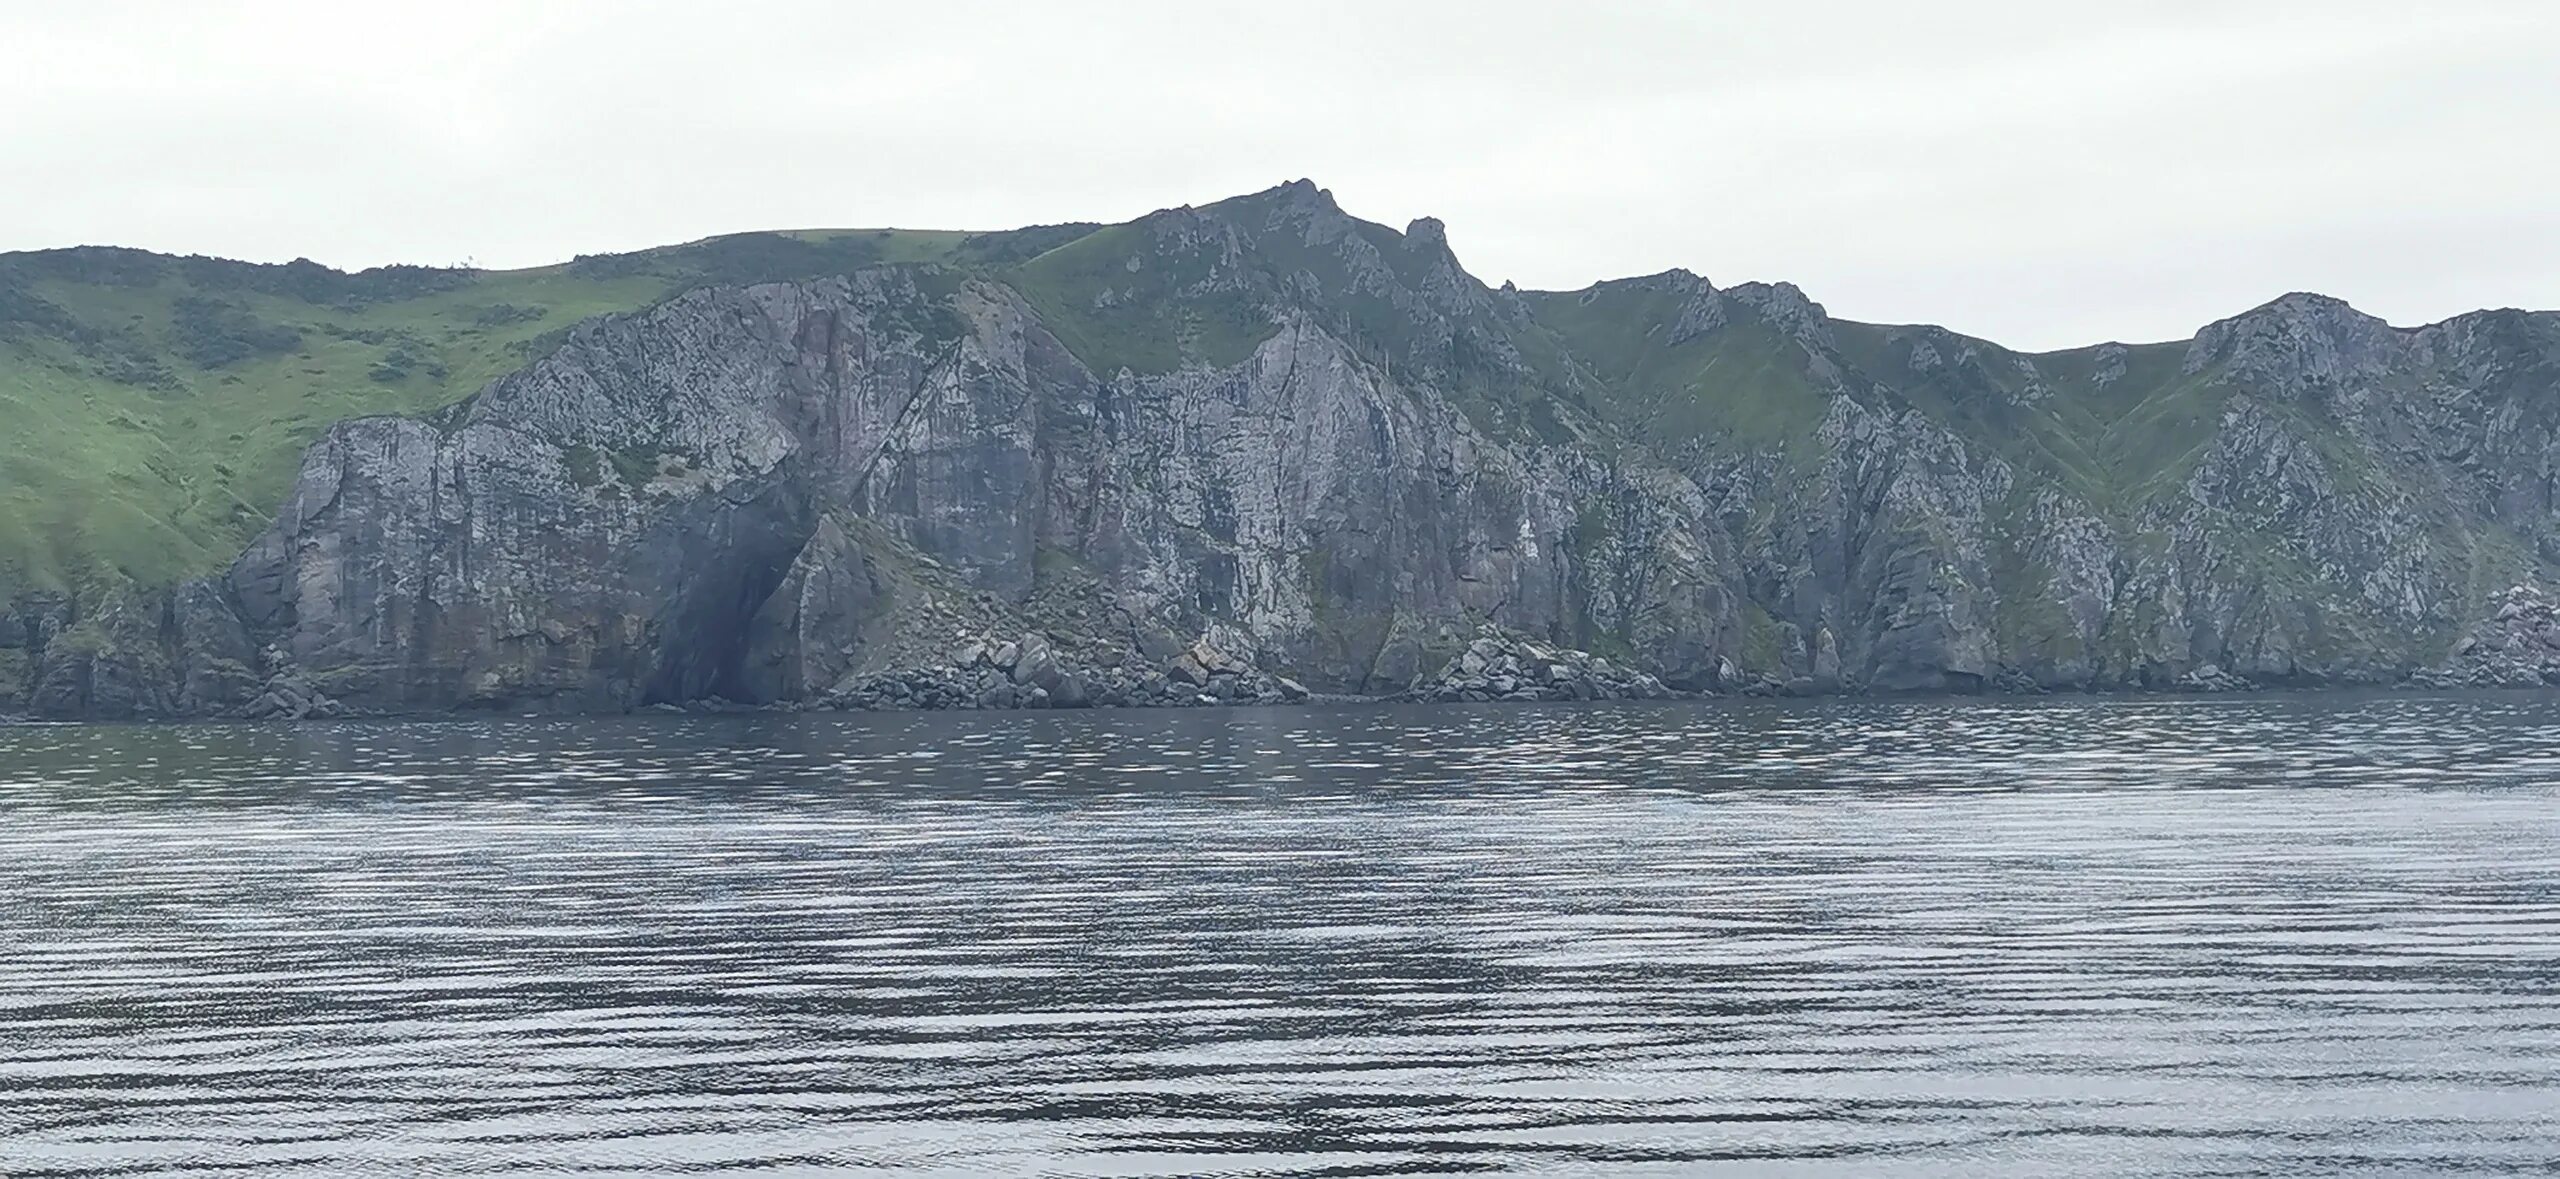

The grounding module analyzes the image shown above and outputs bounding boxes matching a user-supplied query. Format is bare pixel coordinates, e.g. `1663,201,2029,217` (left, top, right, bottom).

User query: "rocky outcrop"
3,584,265,720
818,630,1313,712
1403,628,1676,703
232,665,354,721
2415,585,2560,689
11,183,2560,718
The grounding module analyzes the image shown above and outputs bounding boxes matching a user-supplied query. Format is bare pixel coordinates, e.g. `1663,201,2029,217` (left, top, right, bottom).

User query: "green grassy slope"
1515,280,2323,540
1521,280,1833,458
0,226,1090,597
1008,221,1276,375
0,263,658,593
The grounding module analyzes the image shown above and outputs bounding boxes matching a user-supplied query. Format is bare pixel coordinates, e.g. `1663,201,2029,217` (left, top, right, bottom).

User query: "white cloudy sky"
5,0,2554,349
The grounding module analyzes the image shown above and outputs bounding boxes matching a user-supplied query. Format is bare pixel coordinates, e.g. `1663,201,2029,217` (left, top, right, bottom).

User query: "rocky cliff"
7,181,2557,718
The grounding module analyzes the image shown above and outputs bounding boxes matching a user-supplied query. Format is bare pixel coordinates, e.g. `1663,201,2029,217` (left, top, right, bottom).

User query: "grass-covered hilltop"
5,180,2557,718
0,224,1091,593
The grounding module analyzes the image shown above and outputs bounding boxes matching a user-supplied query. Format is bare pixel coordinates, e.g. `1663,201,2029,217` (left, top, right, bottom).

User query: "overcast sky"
6,1,2554,349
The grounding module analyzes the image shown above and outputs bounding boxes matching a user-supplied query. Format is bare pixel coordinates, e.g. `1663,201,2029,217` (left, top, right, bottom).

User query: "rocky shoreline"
698,626,1699,715
2409,585,2560,690
13,614,2556,726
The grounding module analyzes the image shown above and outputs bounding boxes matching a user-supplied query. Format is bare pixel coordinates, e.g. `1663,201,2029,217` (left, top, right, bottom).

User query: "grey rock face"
16,188,2560,716
158,269,1736,714
740,517,887,704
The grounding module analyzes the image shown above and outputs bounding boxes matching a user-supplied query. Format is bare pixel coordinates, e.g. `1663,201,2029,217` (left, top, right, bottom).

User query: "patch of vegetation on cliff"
1994,587,2086,674
2089,591,2173,685
2457,522,2541,611
1571,500,1615,560
608,445,664,488
1222,201,1577,439
0,260,672,595
1737,601,1789,674
863,269,973,350
0,647,29,707
1832,323,2117,503
2054,346,2237,503
561,446,606,489
0,228,1016,600
1986,554,2085,673
169,296,304,368
1524,283,1830,460
2206,515,2445,672
1008,188,1588,446
1006,221,1276,375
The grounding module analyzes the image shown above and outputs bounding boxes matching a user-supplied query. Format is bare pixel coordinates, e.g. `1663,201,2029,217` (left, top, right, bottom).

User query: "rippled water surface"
5,695,2560,1176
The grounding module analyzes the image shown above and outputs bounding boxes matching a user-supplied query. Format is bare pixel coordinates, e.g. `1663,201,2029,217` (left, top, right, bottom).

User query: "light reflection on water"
3,694,2559,1176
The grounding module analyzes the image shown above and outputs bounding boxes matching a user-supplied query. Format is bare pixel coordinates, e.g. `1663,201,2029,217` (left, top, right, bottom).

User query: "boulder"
1010,636,1055,687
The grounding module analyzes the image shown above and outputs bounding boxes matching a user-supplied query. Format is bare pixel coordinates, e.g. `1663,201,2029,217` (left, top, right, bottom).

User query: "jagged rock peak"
2184,291,2400,380
2220,291,2385,333
1722,280,1834,349
1197,178,1363,257
1397,216,1477,292
1220,177,1347,223
1617,267,1716,295
1662,271,1728,346
1724,280,1823,318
